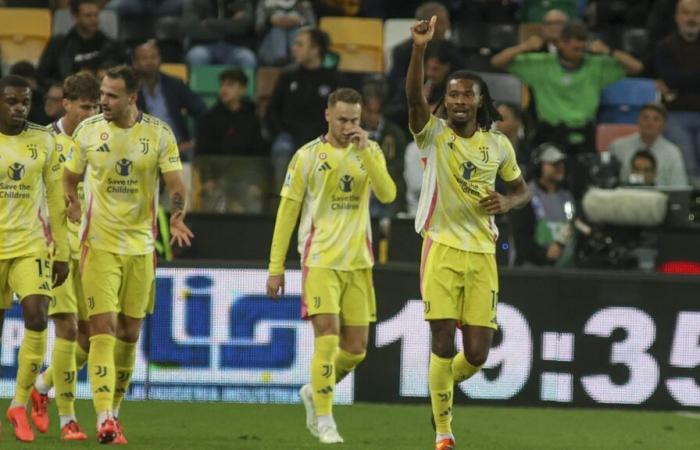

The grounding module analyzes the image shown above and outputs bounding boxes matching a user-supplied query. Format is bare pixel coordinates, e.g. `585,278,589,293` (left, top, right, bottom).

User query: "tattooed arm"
162,171,194,246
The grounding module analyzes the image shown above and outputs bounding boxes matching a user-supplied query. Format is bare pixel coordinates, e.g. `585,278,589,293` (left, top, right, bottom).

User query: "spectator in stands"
8,61,50,124
491,21,643,157
105,0,183,17
387,2,462,86
132,40,206,161
266,27,338,190
495,103,530,170
44,82,66,124
648,0,680,50
182,0,257,69
510,143,575,267
627,149,658,186
385,39,452,132
610,103,688,187
256,0,316,66
37,0,127,88
533,9,569,54
195,68,264,157
361,80,408,216
653,0,700,184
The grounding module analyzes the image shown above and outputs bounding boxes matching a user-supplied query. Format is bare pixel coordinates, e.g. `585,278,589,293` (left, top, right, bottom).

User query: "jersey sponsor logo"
461,161,477,180
27,144,38,159
139,138,150,154
7,162,25,180
338,174,354,193
318,162,332,172
96,143,110,153
115,158,133,176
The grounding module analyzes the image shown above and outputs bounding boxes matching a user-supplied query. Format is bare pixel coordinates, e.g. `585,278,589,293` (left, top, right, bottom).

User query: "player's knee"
56,324,78,341
464,347,490,367
116,325,140,343
431,338,455,358
24,314,48,332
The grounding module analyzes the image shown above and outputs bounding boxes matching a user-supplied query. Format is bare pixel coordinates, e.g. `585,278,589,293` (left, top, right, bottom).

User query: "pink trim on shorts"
300,222,315,320
419,237,434,298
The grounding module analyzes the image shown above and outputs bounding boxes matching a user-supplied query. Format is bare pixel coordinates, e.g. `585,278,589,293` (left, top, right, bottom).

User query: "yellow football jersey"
49,119,83,260
66,112,182,255
412,115,522,253
0,122,68,260
281,137,389,270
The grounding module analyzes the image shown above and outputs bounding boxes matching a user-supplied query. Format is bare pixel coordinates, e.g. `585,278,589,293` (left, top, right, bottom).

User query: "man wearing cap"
510,144,575,266
609,103,689,187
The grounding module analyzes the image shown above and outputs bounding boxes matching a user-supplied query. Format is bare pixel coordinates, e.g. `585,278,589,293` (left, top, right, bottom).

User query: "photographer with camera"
511,144,575,266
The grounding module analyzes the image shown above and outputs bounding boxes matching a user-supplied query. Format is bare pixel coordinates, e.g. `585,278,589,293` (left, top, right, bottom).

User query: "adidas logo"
318,162,332,172
96,143,110,153
316,386,334,395
95,385,111,393
61,393,75,399
39,282,50,291
116,388,125,394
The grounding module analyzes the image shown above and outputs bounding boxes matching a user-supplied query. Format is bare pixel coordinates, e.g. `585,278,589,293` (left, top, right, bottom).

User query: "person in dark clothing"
266,27,338,190
182,0,257,68
133,40,206,161
8,61,51,125
385,39,452,134
653,0,700,183
195,68,264,157
511,143,575,267
37,0,127,88
387,2,462,88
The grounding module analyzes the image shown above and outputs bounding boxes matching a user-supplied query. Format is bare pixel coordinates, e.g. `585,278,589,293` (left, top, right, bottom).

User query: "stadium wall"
1,264,698,410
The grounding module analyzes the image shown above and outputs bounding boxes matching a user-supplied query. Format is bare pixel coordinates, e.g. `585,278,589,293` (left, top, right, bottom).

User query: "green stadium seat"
189,65,255,100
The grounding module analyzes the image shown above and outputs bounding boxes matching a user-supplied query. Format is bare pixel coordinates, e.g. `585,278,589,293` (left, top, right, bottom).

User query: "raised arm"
406,16,436,134
589,40,643,75
491,35,542,70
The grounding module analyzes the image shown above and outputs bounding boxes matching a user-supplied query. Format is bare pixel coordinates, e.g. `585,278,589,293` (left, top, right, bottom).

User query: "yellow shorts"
0,252,53,309
49,259,88,320
420,238,499,329
302,267,376,326
81,247,156,319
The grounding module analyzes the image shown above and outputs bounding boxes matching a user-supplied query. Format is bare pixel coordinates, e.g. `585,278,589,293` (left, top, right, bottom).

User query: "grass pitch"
0,400,698,449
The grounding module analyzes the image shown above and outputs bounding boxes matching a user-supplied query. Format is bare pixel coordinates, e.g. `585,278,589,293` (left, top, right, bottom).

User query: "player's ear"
325,108,330,123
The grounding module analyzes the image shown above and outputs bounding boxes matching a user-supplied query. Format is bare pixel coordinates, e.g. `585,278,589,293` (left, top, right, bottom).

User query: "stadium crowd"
0,0,698,269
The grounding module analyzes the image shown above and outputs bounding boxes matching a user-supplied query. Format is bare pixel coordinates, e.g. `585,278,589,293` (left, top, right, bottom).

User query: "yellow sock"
88,334,116,414
42,366,54,388
52,338,77,416
14,329,47,405
429,353,454,435
310,335,339,416
113,339,136,413
334,348,365,383
452,352,482,384
37,344,87,394
75,344,89,371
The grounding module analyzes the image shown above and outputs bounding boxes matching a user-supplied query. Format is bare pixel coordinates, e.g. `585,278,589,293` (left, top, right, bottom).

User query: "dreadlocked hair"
433,70,502,130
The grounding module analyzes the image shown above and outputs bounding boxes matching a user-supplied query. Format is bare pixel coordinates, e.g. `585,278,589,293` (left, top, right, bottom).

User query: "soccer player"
266,88,396,444
63,65,193,444
29,72,101,441
0,75,69,442
406,18,531,450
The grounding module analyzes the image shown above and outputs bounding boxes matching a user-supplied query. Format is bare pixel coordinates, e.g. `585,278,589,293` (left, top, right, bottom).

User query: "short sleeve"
65,127,87,174
596,55,626,88
497,135,522,182
280,150,308,202
158,125,182,173
411,114,442,154
508,53,543,86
